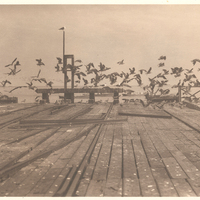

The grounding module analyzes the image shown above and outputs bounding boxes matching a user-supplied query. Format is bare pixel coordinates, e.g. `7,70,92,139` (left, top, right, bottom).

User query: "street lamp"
59,26,67,103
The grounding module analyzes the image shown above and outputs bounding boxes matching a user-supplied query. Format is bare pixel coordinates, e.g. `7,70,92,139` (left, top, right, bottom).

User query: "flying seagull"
59,27,66,30
9,86,27,93
36,59,45,66
56,57,62,64
1,80,11,87
75,59,82,63
5,58,17,67
158,56,166,60
117,59,124,65
191,59,200,66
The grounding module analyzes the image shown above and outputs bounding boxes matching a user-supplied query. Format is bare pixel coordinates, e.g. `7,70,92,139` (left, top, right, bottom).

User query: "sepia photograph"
1,1,200,197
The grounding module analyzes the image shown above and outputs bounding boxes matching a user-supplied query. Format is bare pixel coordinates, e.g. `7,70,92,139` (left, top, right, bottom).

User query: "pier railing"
178,86,200,102
35,87,123,104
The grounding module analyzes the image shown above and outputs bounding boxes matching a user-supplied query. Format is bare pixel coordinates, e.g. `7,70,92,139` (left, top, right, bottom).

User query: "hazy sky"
1,4,200,88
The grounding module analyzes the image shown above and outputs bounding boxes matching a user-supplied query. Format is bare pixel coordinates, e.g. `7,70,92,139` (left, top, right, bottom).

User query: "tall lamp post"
59,26,67,103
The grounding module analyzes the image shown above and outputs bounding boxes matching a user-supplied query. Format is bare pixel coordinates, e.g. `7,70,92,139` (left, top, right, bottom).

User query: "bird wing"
36,59,42,62
37,69,41,77
35,96,40,100
9,86,26,93
15,69,21,74
11,58,17,65
80,72,86,76
75,59,82,63
59,27,65,30
41,78,47,83
5,64,11,67
147,67,152,73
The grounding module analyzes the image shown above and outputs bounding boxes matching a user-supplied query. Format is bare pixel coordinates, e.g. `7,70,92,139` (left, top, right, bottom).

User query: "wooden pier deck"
0,102,200,197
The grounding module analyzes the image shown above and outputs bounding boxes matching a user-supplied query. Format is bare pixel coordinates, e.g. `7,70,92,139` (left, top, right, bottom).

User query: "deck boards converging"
1,102,200,197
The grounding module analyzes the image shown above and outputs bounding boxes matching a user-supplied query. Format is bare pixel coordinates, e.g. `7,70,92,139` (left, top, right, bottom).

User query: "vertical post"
71,55,74,89
71,56,74,103
89,92,95,103
63,30,67,103
42,93,49,103
113,91,119,104
178,86,181,102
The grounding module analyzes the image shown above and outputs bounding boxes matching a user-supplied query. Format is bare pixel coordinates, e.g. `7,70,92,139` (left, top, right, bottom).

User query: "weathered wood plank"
155,178,178,196
139,131,165,168
171,150,200,180
162,157,187,178
92,124,114,180
122,139,137,179
131,139,159,196
9,166,51,196
123,178,141,196
74,178,90,196
104,178,122,196
85,180,106,196
171,179,196,197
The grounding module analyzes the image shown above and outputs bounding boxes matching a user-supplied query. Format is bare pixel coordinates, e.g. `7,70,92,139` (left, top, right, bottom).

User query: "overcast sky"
1,4,200,87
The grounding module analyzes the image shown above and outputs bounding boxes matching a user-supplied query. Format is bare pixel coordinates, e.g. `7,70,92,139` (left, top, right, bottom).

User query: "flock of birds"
1,55,200,104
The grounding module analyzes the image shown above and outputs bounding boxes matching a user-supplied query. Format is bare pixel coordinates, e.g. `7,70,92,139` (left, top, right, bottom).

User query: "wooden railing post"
89,92,95,103
178,86,181,102
113,92,119,104
42,93,49,103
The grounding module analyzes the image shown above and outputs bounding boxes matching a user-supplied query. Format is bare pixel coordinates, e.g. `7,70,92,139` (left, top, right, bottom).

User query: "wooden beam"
36,87,123,94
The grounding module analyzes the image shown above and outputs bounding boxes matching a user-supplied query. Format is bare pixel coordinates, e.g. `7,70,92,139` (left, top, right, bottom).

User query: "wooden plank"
107,141,122,179
106,123,122,180
175,144,200,163
142,119,173,158
88,124,108,166
123,178,141,196
44,137,87,196
85,180,106,196
92,124,114,180
75,125,109,196
162,157,187,178
187,178,200,196
118,111,171,118
171,179,196,197
171,150,200,180
123,139,137,179
139,178,160,197
65,125,104,196
9,166,51,196
54,166,77,196
74,178,90,196
122,122,133,140
0,161,38,196
180,130,200,148
139,132,165,168
131,139,159,196
26,179,55,196
127,117,140,137
172,117,194,131
164,107,200,131
44,168,71,196
104,178,122,196
155,178,178,197
67,125,99,167
152,167,172,179
44,177,64,196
